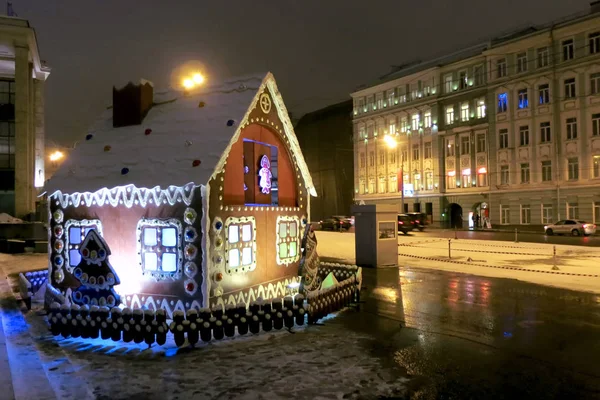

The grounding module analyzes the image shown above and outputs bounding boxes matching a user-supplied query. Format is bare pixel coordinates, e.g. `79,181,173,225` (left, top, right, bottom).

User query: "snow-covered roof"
45,73,316,197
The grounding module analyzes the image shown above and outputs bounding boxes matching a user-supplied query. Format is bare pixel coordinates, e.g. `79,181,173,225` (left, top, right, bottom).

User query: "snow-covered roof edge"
210,72,317,197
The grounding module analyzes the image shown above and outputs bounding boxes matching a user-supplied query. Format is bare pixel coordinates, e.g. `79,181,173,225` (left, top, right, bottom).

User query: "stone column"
34,79,44,191
14,45,33,218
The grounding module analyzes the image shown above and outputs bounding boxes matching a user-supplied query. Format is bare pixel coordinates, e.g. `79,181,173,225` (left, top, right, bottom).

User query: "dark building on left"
0,15,50,218
295,100,354,222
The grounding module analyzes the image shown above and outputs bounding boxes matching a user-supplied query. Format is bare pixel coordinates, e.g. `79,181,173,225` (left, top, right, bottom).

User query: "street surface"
2,247,600,398
415,228,600,247
20,266,600,399
358,266,600,399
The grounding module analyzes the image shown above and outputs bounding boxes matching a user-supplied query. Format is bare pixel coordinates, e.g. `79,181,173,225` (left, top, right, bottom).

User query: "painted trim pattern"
50,183,201,209
210,276,301,309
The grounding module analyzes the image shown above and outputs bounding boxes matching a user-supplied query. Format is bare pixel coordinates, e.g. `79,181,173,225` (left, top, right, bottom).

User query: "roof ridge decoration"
52,183,198,209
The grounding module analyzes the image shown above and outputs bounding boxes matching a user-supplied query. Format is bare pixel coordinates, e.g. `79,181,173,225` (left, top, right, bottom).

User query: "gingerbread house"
44,73,316,317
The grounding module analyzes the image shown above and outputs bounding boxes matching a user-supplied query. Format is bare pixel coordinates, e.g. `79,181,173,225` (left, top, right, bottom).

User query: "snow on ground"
0,253,47,277
0,251,408,399
26,309,408,400
0,213,23,224
316,231,600,294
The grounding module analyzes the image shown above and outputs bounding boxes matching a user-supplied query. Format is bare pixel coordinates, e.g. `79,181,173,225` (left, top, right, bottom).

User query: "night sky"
12,0,592,146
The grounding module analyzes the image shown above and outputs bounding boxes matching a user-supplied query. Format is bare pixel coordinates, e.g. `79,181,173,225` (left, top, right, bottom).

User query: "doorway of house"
449,203,463,229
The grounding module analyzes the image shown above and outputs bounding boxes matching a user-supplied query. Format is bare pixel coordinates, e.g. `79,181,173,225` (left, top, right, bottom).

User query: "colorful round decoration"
85,134,94,140
184,207,197,225
214,218,223,231
214,272,223,282
184,279,197,295
89,276,96,285
54,255,64,267
184,262,197,278
73,291,83,302
214,254,223,264
226,119,235,127
97,276,105,286
73,267,83,278
215,237,223,248
82,248,90,258
104,145,111,152
192,159,201,167
80,273,89,284
53,269,64,284
54,240,64,253
99,297,107,307
107,295,116,307
90,298,98,306
82,295,90,305
106,273,115,285
184,226,198,242
98,249,106,258
185,244,198,260
121,167,130,175
53,225,64,238
90,250,98,260
53,209,64,223
301,216,307,226
144,128,152,135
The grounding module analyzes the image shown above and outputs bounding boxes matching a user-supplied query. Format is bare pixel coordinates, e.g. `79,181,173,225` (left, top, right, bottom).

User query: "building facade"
295,100,354,221
0,16,50,218
352,3,600,229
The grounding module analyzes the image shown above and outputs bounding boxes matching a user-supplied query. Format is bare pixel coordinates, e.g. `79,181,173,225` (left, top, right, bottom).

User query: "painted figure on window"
258,154,272,194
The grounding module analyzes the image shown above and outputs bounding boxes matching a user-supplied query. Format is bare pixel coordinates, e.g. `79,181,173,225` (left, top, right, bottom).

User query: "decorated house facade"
44,73,317,317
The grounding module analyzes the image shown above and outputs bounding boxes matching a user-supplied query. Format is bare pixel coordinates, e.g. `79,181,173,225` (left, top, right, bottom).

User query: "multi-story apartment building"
352,2,600,229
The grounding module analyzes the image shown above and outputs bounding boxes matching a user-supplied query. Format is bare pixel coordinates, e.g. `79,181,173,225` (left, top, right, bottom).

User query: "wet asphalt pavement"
340,266,600,399
410,229,600,247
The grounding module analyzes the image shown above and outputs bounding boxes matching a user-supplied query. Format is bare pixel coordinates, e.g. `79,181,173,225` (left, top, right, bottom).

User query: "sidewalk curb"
0,276,55,400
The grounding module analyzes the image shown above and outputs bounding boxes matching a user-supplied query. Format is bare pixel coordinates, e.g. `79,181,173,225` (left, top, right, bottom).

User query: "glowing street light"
181,72,205,90
182,78,194,89
383,134,397,149
192,73,204,84
49,151,63,162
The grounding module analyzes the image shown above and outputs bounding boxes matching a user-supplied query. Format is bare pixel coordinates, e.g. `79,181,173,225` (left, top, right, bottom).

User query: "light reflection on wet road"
336,266,600,399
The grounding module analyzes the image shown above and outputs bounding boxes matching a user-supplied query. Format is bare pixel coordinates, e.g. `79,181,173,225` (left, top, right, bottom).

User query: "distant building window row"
355,31,600,116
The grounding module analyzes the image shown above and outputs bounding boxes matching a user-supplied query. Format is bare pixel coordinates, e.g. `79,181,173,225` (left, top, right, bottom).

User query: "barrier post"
448,239,451,259
514,228,518,243
552,245,559,270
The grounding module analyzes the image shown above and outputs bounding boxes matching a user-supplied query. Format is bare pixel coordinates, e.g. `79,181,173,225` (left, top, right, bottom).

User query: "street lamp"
181,72,205,90
49,151,63,162
384,135,404,213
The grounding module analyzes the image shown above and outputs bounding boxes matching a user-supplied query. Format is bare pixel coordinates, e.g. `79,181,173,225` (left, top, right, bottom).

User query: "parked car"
544,220,597,236
320,216,352,231
398,214,414,235
406,212,427,231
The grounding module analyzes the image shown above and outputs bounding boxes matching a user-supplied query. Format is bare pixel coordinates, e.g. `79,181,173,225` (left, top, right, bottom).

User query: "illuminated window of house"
136,219,182,278
276,216,301,265
243,139,279,206
225,216,256,272
65,219,103,270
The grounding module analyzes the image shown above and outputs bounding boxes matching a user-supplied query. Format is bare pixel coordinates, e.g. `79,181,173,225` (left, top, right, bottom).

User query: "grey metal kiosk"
352,204,398,267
